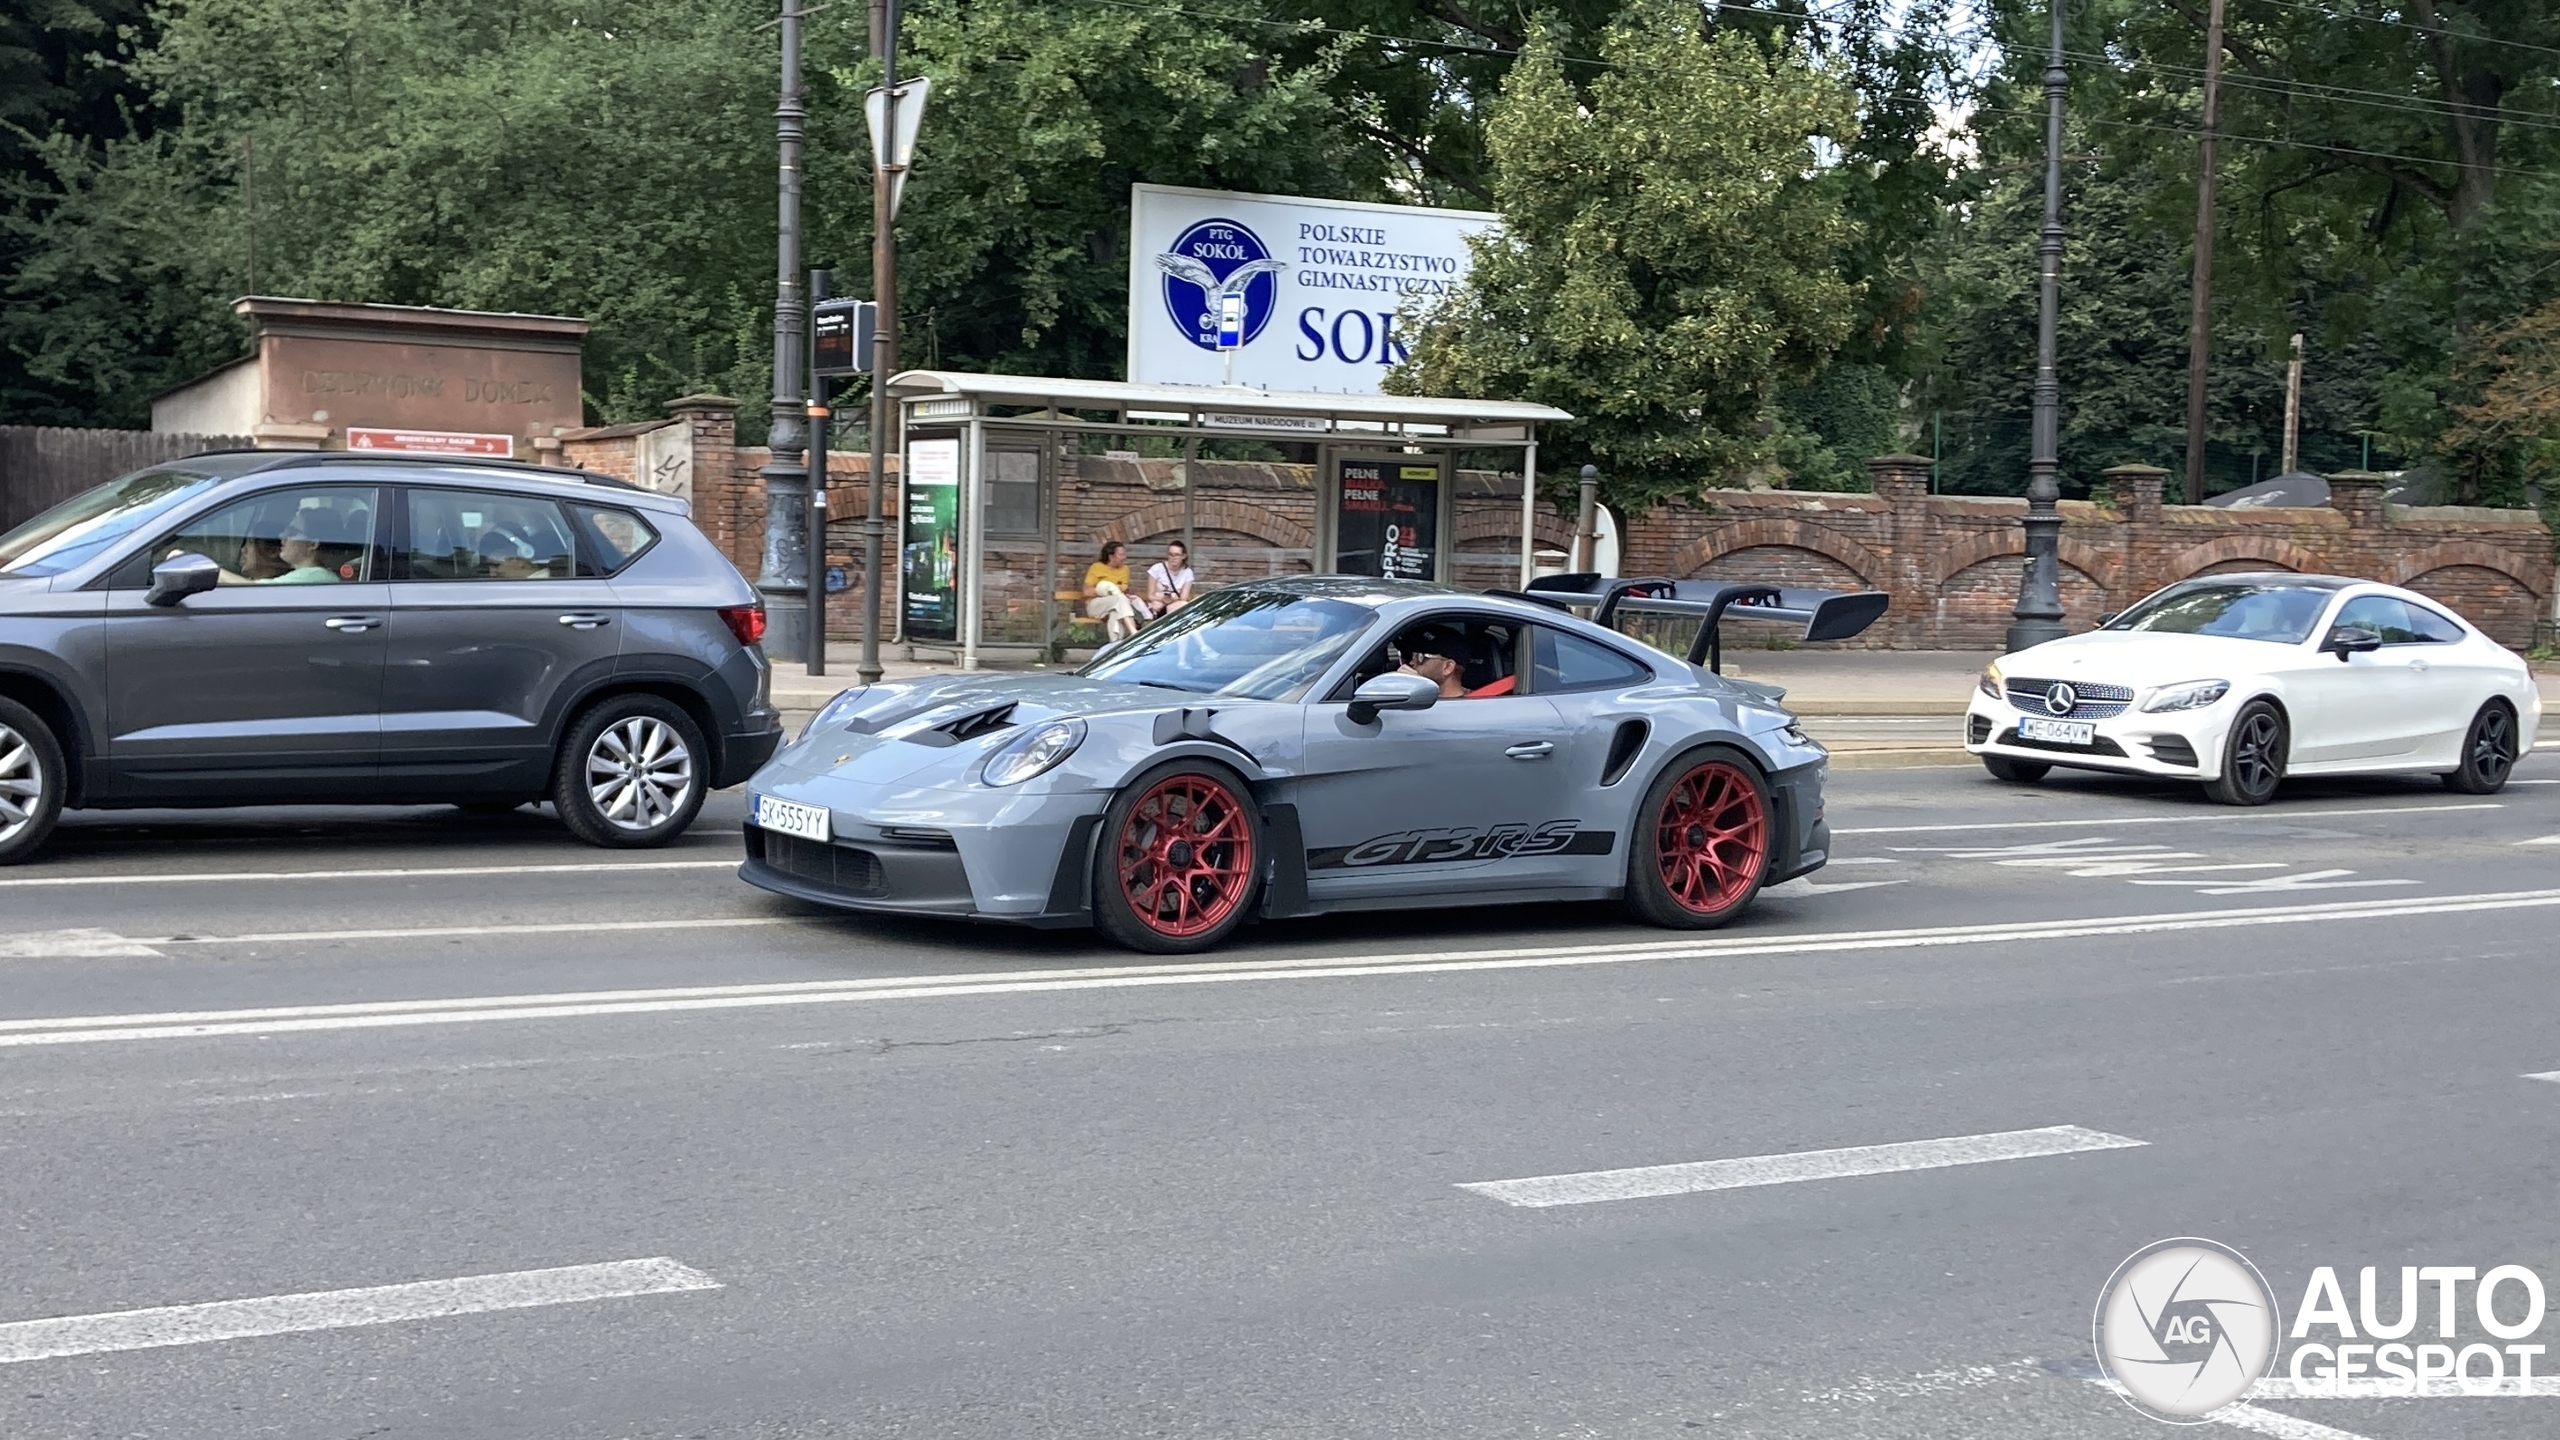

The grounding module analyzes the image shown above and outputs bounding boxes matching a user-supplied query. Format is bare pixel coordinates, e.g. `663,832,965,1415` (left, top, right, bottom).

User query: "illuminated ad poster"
1126,184,1499,394
1334,459,1439,580
902,436,961,642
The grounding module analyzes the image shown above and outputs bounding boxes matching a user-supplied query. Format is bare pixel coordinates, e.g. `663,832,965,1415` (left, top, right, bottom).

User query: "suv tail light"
718,603,767,648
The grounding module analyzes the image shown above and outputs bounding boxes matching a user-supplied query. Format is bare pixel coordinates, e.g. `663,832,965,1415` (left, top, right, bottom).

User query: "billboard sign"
1127,185,1499,394
902,435,962,642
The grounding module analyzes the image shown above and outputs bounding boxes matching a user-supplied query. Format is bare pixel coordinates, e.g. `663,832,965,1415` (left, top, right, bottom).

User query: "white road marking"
1458,1125,2145,1207
0,929,162,959
151,916,798,946
2521,835,2560,845
2088,1380,2379,1439
2208,1405,2378,1439
1761,878,1907,895
8,887,2560,1048
2527,1071,2560,1084
1839,803,2499,835
0,1258,719,1365
0,859,736,890
2139,868,2417,894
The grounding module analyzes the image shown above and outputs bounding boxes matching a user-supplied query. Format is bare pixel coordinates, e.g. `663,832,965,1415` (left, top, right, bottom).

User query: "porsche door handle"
323,615,382,632
1505,742,1555,760
557,613,614,630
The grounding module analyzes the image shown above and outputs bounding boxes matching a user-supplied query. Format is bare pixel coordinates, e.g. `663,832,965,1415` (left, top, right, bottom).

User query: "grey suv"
0,451,782,861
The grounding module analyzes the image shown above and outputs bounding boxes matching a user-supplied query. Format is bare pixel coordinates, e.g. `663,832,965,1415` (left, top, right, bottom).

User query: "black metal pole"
859,0,901,685
760,0,811,661
807,268,832,676
2007,0,2070,653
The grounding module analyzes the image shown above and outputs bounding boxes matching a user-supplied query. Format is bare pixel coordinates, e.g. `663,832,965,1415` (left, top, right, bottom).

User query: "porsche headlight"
1978,661,2003,698
2140,679,2230,713
981,719,1086,786
801,685,871,739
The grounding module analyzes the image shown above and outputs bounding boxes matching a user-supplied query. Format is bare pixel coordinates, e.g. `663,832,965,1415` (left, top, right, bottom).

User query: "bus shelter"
884,371,1572,668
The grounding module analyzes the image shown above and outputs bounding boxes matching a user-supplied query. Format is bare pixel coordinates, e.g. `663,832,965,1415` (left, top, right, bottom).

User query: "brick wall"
1621,459,2554,650
569,404,2554,651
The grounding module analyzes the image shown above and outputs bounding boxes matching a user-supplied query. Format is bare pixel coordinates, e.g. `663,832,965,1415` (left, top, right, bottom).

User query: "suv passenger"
0,451,783,861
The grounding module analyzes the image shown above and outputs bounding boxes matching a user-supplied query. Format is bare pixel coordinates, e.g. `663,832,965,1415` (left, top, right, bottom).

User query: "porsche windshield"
0,468,222,577
1079,589,1375,699
2103,582,2333,644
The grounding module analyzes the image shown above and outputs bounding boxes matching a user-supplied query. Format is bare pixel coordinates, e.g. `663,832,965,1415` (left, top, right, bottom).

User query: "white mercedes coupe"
1964,573,2542,805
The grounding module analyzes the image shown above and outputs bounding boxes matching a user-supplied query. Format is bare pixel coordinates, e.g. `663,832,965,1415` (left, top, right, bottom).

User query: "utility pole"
859,0,904,685
760,0,811,663
2181,0,2228,505
1573,464,1599,573
2008,0,2071,653
2280,332,2304,475
807,267,832,676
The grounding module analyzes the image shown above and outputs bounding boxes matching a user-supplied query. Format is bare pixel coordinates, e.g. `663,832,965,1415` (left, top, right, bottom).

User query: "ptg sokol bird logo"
1154,218,1286,352
2094,1238,2282,1422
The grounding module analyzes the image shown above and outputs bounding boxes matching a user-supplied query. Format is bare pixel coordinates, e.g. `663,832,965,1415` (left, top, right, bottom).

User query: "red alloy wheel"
1652,760,1769,915
1115,773,1257,939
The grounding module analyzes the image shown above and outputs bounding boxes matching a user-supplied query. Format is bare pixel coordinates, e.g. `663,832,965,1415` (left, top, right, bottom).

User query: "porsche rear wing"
1497,574,1889,673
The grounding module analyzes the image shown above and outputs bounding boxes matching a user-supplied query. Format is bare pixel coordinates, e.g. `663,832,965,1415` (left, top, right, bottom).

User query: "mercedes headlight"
2140,679,2230,713
981,719,1086,786
1978,661,2003,698
800,685,871,739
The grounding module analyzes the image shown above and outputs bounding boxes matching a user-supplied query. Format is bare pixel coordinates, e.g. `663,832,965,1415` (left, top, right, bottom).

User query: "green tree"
1392,0,1863,512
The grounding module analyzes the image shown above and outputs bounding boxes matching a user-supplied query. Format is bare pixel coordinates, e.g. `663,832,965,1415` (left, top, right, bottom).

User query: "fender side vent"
1600,719,1649,786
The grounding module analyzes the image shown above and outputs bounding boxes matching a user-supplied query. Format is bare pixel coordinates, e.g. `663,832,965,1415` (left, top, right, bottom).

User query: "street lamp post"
759,0,812,663
2007,0,2070,653
860,0,903,685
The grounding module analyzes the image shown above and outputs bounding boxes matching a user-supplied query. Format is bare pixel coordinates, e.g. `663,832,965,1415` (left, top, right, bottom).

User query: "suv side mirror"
145,552,221,607
2321,625,2384,660
1347,671,1440,725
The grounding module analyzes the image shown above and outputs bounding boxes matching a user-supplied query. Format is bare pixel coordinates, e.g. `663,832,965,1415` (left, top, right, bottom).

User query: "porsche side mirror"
2321,625,2383,660
1347,672,1440,725
145,552,221,607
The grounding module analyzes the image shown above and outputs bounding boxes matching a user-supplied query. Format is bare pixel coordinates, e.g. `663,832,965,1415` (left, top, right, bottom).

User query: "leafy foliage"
1390,0,1863,512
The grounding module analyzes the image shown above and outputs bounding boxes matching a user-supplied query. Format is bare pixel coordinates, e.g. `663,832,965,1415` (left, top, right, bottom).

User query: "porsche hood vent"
903,701,1020,748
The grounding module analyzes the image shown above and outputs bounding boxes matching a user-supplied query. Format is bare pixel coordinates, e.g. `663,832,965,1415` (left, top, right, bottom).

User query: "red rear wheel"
1094,765,1261,952
1625,751,1772,928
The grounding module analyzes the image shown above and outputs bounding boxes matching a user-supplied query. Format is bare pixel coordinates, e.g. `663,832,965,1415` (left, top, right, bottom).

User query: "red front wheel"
1092,763,1263,953
1624,748,1773,929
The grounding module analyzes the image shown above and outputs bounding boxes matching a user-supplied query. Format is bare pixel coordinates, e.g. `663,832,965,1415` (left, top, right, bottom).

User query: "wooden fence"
0,427,252,534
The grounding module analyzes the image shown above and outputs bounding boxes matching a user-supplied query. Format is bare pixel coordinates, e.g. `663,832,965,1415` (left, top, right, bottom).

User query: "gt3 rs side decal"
1306,820,1616,871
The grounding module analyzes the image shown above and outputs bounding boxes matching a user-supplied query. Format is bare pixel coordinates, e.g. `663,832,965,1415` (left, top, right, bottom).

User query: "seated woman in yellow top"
1081,540,1152,640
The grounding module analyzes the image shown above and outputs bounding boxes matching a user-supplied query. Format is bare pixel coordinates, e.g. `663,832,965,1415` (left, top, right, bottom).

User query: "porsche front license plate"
2017,718,2096,746
753,794,830,842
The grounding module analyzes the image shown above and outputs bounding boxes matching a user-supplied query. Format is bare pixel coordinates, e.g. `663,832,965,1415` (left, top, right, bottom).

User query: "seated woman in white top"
1144,540,1197,615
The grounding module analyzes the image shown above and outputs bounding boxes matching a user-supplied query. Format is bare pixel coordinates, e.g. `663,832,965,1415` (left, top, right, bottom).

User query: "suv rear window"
403,489,578,581
570,503,659,575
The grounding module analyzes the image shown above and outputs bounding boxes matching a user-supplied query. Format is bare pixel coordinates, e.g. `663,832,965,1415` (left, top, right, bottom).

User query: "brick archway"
1458,508,1576,549
2386,541,2545,596
1929,530,2124,598
1099,498,1310,551
2166,535,2323,580
1667,518,1887,588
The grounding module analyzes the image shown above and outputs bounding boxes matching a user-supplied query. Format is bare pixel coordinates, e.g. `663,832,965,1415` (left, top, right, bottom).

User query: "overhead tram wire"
2055,47,2560,137
2234,0,2560,65
1967,102,2560,187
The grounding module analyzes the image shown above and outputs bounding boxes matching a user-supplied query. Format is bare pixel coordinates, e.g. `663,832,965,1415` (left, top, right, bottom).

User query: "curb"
1823,747,1980,770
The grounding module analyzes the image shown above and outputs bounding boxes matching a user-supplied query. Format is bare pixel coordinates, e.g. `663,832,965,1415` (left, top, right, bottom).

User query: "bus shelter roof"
885,370,1570,436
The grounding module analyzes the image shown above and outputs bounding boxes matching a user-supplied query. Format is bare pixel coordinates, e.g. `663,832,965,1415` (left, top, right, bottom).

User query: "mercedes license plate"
753,794,830,842
2017,718,2096,747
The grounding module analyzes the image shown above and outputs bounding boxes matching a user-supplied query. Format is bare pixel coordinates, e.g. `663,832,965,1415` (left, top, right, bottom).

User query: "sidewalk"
765,643,2557,772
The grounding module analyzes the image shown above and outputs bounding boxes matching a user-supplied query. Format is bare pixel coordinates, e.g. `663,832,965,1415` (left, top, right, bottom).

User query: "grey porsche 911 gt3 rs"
739,575,1837,953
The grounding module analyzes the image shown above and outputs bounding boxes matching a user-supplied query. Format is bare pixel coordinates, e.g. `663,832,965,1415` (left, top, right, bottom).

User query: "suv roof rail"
199,449,640,491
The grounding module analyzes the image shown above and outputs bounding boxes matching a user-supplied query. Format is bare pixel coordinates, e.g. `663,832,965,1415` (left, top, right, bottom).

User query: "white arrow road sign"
866,75,931,221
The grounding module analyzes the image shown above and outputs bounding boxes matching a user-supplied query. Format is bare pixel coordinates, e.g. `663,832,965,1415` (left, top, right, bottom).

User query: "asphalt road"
3,753,2558,1440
